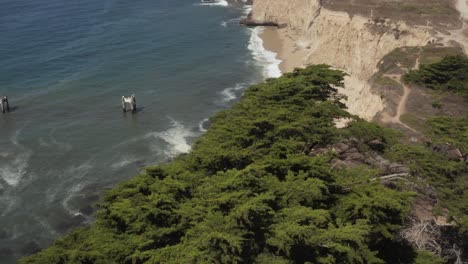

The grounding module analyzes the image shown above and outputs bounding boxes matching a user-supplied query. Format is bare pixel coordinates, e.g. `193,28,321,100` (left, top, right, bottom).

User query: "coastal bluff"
247,0,464,121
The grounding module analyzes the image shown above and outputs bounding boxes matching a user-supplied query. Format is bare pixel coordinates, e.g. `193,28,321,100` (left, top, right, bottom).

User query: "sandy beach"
259,27,307,73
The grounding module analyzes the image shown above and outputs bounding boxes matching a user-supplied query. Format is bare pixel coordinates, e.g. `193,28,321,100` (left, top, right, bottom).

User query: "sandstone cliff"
249,0,454,120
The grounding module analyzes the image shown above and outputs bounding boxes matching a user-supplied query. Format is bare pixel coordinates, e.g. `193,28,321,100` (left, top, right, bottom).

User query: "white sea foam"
248,27,282,79
62,182,87,217
64,163,93,179
198,0,228,7
222,17,244,26
111,155,139,169
0,151,31,187
242,5,252,16
198,118,210,132
221,88,236,102
146,119,195,157
53,162,93,215
221,83,246,102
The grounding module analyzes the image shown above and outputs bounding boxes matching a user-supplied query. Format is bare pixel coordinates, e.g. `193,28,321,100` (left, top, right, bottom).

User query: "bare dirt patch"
323,0,462,30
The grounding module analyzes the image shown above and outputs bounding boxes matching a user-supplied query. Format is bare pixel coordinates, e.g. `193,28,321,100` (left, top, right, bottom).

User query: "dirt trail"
381,58,421,132
389,0,466,127
381,74,417,132
396,84,411,123
383,1,467,132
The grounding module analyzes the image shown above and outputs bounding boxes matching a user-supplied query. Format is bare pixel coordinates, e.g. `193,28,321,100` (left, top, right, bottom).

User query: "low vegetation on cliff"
404,55,468,100
21,65,466,263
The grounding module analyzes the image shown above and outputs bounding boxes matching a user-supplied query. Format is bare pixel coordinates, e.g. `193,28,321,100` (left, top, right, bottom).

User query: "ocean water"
0,0,280,262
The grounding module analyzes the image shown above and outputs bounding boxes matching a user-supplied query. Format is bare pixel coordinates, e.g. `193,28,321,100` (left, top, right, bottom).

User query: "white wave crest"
242,5,252,17
248,27,282,79
198,0,228,7
221,83,246,102
146,119,195,157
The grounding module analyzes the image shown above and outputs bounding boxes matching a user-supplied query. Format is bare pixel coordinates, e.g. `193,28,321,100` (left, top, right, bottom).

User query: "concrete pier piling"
122,94,136,113
1,96,10,113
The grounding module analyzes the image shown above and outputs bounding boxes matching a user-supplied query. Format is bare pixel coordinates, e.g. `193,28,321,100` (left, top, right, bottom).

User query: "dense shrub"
404,55,468,99
22,65,459,263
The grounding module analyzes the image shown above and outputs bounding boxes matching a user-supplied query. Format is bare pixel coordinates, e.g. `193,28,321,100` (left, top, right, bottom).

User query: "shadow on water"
121,106,145,116
0,106,19,113
8,106,19,112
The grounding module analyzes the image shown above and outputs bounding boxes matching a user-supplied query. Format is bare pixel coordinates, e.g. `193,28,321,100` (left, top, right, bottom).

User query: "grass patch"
378,47,420,72
420,46,464,65
375,75,402,87
400,113,428,133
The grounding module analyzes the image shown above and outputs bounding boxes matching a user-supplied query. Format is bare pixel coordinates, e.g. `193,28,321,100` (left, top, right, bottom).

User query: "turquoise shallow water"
0,0,275,262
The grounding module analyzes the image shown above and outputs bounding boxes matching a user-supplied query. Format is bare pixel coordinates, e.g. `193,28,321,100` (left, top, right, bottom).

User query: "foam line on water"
64,163,93,180
248,27,282,79
198,118,210,132
111,155,139,169
62,182,87,217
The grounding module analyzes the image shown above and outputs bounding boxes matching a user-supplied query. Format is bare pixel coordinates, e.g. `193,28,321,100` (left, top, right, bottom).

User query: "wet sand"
259,27,309,73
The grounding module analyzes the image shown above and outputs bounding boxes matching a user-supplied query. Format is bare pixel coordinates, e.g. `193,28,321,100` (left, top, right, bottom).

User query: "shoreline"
259,27,305,74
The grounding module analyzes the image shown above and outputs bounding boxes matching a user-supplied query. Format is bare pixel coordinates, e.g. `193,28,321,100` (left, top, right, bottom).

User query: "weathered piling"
121,94,136,113
130,94,136,112
1,96,10,114
122,96,126,112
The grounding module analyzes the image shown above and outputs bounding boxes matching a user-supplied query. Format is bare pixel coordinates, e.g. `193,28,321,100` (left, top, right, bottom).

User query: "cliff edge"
249,0,466,120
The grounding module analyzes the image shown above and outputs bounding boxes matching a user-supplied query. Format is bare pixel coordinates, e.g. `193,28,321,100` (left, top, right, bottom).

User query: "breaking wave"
198,0,228,7
221,83,246,102
248,27,282,79
146,119,195,157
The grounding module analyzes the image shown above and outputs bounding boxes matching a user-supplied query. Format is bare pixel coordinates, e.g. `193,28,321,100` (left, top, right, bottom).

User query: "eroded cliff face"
250,0,434,120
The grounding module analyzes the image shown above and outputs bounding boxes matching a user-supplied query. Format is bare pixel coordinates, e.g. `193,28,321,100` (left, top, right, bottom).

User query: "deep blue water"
0,0,275,262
